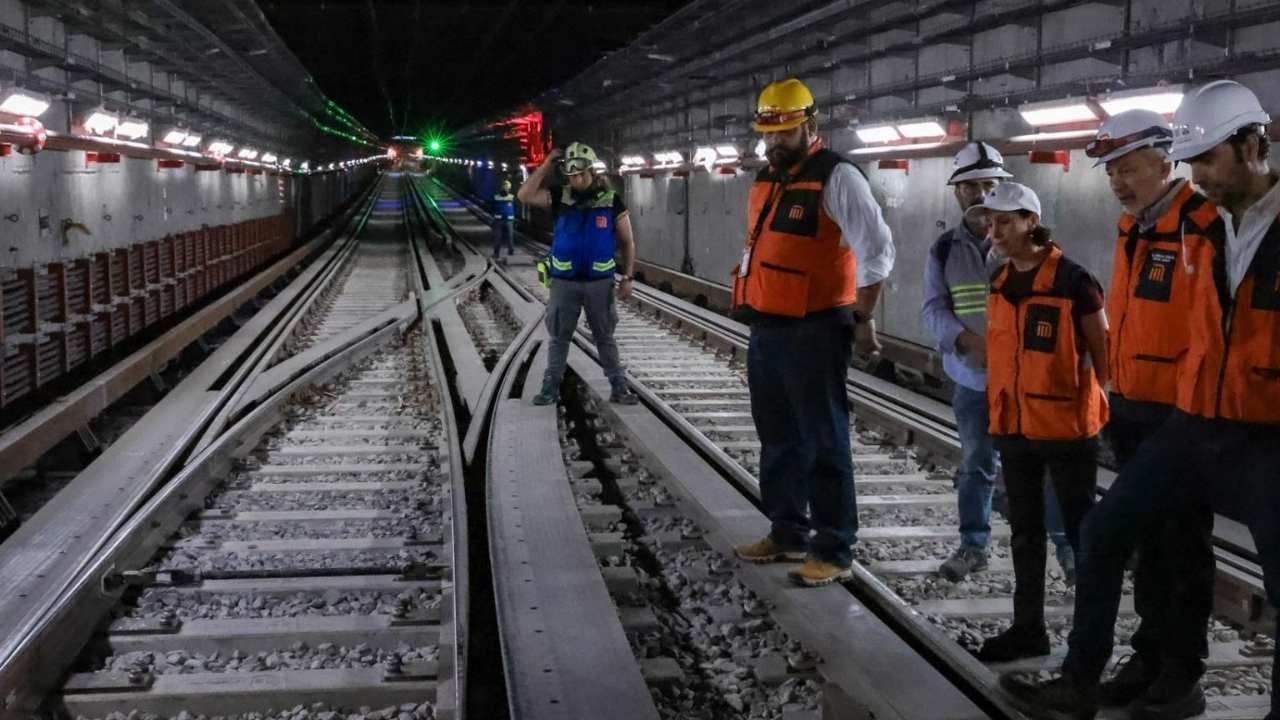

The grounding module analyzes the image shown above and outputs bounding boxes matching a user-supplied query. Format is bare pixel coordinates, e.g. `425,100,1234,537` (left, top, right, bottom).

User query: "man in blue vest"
492,179,516,260
517,142,639,406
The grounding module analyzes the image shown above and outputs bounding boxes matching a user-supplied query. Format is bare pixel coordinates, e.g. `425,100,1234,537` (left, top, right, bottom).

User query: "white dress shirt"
823,163,896,288
1217,172,1280,296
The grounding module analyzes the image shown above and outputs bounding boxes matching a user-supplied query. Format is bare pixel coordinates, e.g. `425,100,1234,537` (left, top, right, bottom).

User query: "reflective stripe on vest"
986,245,1109,440
493,192,515,220
949,282,987,317
1106,183,1216,405
730,143,857,321
1177,212,1280,423
549,188,618,280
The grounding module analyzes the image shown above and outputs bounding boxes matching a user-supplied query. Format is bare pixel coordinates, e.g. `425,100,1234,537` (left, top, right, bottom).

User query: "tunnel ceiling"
255,0,694,139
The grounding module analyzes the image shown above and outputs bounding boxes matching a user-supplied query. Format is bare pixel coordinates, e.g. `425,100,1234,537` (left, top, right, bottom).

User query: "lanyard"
739,176,790,278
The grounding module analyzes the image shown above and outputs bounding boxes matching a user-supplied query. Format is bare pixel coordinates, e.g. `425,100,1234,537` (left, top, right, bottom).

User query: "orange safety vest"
1107,182,1219,405
1177,209,1280,424
987,245,1109,440
730,141,857,321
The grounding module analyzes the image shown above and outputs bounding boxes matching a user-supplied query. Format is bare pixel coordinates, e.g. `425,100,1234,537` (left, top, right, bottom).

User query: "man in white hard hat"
1004,79,1280,720
1079,108,1217,717
923,142,1010,582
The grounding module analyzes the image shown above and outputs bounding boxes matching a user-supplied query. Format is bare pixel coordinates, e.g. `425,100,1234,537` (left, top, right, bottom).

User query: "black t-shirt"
999,255,1105,320
549,186,627,219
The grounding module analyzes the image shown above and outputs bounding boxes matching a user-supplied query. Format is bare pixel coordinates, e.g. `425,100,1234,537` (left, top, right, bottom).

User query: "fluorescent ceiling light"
162,129,188,144
84,110,118,135
896,120,947,139
620,155,647,167
855,125,901,144
693,146,717,166
261,153,278,163
1019,102,1098,127
208,140,234,156
591,160,607,171
0,88,51,117
849,141,945,156
282,158,293,167
181,134,202,147
714,145,740,162
237,148,259,160
653,150,684,166
1099,89,1184,116
754,139,766,157
116,117,149,140
1007,129,1097,142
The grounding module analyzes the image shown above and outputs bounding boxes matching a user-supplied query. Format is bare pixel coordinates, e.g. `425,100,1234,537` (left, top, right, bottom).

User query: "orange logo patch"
1148,264,1166,283
787,204,805,221
595,216,609,229
1035,320,1054,339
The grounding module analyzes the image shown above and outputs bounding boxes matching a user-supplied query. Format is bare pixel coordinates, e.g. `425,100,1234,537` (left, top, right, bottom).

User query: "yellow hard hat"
752,78,817,132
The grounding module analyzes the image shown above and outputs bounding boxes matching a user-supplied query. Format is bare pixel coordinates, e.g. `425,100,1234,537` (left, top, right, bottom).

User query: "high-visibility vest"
548,188,618,281
493,192,515,220
1107,182,1218,405
731,143,857,321
987,244,1109,440
1176,209,1280,423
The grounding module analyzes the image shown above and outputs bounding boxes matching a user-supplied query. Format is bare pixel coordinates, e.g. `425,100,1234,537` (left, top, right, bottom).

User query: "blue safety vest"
549,188,618,280
493,192,515,220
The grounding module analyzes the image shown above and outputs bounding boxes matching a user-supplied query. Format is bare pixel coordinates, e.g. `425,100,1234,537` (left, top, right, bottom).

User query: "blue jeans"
953,384,997,549
492,220,514,257
1063,411,1280,716
748,313,857,566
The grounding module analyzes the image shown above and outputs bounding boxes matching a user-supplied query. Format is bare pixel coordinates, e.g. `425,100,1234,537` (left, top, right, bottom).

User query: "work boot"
1056,543,1077,586
976,625,1051,662
938,545,989,582
786,556,853,587
1098,653,1158,707
1135,664,1206,720
532,383,559,406
734,536,806,564
610,383,639,405
1001,671,1099,720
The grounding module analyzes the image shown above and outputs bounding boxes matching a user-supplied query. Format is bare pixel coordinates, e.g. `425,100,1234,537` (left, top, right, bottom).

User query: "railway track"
0,170,1268,720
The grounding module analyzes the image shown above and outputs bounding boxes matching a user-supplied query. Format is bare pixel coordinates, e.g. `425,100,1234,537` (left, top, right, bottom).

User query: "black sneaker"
938,545,989,582
1056,543,1077,586
977,625,1051,662
610,387,639,405
1135,664,1206,720
1098,653,1157,707
532,388,558,406
1001,671,1099,720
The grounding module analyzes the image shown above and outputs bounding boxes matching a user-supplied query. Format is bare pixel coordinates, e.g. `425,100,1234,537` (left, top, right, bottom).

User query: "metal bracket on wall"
75,425,101,453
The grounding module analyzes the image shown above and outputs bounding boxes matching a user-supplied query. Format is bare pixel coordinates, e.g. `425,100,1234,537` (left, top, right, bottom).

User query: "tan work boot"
786,556,853,587
734,536,806,564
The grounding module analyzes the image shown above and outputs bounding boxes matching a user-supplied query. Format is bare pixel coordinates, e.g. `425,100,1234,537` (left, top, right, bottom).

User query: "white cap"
964,181,1042,220
948,141,1014,184
1170,80,1270,161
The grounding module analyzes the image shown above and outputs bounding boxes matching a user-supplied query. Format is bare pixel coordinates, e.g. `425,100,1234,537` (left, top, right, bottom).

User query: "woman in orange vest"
971,182,1110,663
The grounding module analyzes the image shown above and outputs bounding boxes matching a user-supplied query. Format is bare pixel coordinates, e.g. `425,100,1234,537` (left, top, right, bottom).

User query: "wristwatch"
618,274,633,281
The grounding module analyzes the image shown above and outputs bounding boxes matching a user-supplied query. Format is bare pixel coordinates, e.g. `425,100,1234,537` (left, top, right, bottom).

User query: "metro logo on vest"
1024,304,1060,352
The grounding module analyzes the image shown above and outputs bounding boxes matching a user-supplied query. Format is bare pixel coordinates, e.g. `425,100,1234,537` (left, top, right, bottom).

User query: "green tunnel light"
428,139,442,153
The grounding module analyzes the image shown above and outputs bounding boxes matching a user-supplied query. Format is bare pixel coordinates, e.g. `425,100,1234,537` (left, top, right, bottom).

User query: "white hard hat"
1169,80,1271,161
964,181,1042,220
1086,109,1173,167
948,141,1014,184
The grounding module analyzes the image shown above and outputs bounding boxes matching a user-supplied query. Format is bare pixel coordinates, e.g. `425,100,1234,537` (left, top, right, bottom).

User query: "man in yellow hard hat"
731,78,895,587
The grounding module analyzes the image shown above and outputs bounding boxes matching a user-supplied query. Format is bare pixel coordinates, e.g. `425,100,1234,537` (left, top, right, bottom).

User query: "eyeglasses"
753,106,815,128
1085,125,1173,159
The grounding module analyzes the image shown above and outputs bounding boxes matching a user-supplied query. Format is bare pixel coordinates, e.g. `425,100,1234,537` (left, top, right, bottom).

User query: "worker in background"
517,142,639,406
1004,79,1280,720
492,178,516,261
922,143,1074,584
1079,109,1216,717
730,78,896,587
969,182,1109,663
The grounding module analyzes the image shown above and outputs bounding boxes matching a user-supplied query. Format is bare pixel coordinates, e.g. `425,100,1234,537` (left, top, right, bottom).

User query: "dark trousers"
995,434,1099,631
1064,411,1280,717
492,220,514,257
748,314,856,566
1106,395,1214,675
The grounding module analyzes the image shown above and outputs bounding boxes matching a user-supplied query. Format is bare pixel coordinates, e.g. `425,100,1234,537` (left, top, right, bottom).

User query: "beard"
766,144,805,170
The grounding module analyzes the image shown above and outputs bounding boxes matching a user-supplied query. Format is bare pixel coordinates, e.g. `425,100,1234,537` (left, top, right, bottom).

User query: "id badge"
739,245,752,278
